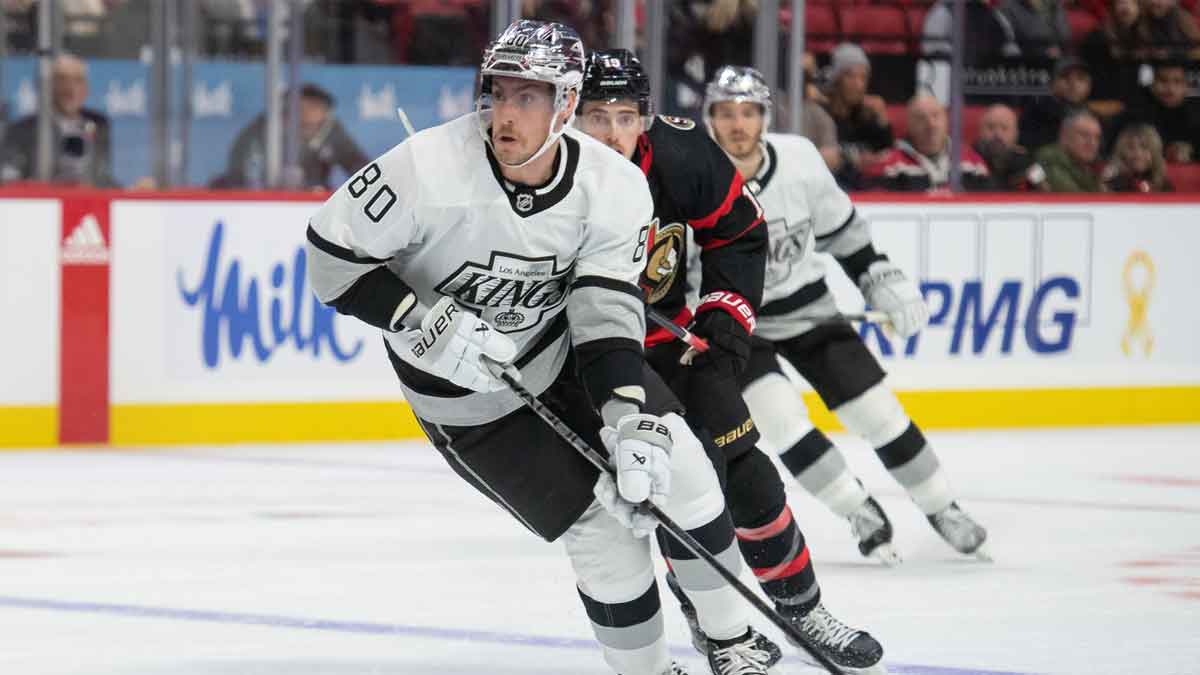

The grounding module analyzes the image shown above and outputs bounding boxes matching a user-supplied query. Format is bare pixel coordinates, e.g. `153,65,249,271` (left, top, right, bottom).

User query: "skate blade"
869,543,903,567
971,542,994,563
796,654,889,675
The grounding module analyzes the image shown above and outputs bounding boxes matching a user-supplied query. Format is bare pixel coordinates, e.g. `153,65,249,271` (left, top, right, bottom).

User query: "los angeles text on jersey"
435,252,573,333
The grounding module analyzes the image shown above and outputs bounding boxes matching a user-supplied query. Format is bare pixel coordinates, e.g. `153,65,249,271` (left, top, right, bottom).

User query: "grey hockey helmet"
703,65,773,135
477,20,586,167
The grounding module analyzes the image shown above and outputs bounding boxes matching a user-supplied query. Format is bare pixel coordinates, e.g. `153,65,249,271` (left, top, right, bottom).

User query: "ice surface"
2,425,1198,675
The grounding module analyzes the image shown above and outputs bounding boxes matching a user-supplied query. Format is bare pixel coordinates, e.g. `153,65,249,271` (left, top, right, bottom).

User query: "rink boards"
1,191,1198,447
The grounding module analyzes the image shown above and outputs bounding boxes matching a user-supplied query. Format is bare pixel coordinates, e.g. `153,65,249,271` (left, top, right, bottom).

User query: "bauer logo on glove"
389,296,517,393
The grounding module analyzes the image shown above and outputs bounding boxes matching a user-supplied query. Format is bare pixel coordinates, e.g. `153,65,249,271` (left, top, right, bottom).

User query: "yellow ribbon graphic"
1122,251,1155,357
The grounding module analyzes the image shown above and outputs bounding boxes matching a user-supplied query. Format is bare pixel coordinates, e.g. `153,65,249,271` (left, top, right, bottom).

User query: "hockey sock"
836,383,955,515
578,582,669,675
657,511,749,642
877,421,953,515
735,504,821,614
779,429,871,517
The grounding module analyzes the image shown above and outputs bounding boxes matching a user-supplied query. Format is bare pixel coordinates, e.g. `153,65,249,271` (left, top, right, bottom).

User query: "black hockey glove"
690,291,755,379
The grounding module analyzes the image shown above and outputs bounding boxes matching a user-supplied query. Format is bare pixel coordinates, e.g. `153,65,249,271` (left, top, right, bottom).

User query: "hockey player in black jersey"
579,49,887,675
306,22,778,675
702,65,989,564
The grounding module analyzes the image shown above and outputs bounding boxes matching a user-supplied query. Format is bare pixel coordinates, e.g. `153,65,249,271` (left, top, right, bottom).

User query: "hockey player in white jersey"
702,65,989,564
306,21,769,675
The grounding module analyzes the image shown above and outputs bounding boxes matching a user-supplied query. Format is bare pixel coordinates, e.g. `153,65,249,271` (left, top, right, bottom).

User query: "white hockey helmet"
702,65,773,137
477,20,586,168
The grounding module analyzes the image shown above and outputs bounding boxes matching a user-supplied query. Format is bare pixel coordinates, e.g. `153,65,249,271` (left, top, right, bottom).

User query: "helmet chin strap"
481,103,575,170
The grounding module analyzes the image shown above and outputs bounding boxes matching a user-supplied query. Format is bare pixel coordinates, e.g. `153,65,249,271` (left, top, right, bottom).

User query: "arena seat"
804,4,841,54
838,5,909,54
1166,163,1200,192
1067,8,1100,44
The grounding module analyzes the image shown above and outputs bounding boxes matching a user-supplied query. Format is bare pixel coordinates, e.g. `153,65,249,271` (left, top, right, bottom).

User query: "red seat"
839,6,910,54
1166,163,1200,192
1066,8,1099,43
804,4,840,54
961,104,986,146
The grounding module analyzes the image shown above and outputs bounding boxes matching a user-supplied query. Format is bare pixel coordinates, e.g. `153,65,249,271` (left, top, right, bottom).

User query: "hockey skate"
782,602,887,674
707,628,781,675
928,501,991,561
664,571,782,669
847,496,901,566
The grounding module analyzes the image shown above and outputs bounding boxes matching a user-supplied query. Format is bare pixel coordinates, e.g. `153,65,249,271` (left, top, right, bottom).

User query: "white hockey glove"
859,260,929,339
391,296,517,393
595,414,673,538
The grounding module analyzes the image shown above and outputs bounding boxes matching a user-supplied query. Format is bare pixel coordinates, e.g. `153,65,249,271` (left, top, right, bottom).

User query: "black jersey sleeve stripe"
814,208,857,242
307,223,390,264
576,337,644,410
836,244,887,283
571,275,645,302
326,265,416,331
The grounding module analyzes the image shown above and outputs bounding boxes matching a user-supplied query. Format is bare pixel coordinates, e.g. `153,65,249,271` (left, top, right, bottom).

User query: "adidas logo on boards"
61,214,110,265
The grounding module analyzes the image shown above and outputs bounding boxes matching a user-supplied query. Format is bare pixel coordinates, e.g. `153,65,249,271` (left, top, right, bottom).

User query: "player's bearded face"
577,100,642,160
489,77,560,165
710,101,763,160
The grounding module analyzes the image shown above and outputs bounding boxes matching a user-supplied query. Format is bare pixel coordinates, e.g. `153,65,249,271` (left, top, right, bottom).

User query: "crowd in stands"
2,0,1198,192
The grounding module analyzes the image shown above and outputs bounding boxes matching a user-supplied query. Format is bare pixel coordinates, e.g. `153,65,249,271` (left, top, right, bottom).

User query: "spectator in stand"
0,53,118,187
802,53,842,173
998,0,1072,59
918,0,1021,103
1136,0,1200,60
1036,110,1105,191
1019,57,1092,154
821,43,894,190
864,94,992,192
1082,0,1152,117
212,83,368,190
1103,123,1174,191
1110,63,1200,163
974,104,1044,190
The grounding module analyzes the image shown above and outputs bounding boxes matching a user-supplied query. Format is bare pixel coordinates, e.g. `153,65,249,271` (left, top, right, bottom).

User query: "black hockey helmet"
581,48,653,119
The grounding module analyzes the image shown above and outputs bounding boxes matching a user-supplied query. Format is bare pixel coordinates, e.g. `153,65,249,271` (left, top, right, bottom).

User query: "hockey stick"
481,357,845,675
646,306,890,355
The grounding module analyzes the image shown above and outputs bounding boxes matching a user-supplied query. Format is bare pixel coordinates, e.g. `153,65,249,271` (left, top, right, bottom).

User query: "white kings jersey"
306,113,654,426
745,133,875,341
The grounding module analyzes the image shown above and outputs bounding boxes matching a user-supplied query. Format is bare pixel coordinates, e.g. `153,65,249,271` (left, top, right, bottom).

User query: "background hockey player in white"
305,21,767,675
702,65,990,564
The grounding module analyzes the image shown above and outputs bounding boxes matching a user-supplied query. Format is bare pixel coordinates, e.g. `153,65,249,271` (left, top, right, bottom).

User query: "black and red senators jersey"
632,115,767,346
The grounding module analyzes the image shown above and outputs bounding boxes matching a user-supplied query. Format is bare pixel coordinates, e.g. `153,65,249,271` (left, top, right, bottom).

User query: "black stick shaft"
485,361,844,675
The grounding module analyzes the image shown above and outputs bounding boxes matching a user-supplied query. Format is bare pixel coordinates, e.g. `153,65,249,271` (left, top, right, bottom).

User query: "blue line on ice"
0,595,1031,675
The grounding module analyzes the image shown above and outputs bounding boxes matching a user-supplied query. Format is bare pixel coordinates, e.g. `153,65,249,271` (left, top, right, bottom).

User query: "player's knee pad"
834,381,910,448
661,412,726,531
742,372,815,454
724,448,787,529
563,501,655,602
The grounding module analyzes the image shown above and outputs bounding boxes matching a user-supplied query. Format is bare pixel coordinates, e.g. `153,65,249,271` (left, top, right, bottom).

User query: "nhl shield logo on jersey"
515,193,534,212
436,252,573,333
640,221,686,304
657,115,696,131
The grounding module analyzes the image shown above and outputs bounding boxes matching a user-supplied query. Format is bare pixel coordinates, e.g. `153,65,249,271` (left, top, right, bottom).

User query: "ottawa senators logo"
639,221,686,304
657,115,696,131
